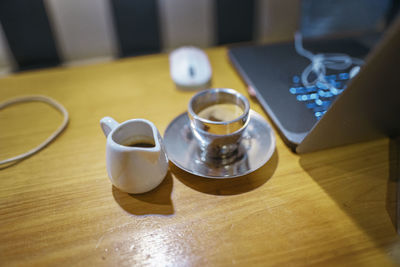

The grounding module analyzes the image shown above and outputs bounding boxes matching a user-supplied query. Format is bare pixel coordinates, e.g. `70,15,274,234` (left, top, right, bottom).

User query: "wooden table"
1,47,399,266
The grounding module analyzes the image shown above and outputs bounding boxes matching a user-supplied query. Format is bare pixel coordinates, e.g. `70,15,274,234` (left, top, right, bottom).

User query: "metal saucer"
164,110,276,178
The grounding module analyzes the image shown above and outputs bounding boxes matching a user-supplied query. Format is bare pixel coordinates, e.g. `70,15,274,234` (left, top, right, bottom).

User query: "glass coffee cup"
188,88,250,162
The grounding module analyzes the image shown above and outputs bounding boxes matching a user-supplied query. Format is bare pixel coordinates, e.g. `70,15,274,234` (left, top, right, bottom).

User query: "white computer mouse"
169,46,212,90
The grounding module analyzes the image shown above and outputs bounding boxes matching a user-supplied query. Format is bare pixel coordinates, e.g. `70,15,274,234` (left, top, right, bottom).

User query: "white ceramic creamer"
100,117,169,194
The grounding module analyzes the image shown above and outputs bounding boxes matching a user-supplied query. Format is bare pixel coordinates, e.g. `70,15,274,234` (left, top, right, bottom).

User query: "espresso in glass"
197,103,243,122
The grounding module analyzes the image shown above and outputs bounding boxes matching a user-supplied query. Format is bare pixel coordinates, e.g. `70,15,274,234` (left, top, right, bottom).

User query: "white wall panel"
256,0,300,43
44,0,118,64
159,0,215,50
0,23,14,75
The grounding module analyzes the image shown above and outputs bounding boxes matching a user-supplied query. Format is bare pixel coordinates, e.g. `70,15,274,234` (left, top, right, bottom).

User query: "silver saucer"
164,110,276,178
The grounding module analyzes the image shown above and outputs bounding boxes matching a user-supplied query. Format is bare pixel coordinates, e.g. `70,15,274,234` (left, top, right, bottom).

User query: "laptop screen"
300,0,392,38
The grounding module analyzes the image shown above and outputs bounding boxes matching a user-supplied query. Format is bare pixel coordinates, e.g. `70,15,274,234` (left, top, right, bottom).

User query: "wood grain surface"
0,47,399,266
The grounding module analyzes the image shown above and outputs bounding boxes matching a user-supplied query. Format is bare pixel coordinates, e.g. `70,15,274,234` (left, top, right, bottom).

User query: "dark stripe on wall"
215,0,255,45
0,0,60,71
110,0,161,57
387,0,400,26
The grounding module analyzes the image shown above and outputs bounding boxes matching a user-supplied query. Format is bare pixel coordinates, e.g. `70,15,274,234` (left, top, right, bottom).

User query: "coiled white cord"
294,32,364,90
0,95,69,165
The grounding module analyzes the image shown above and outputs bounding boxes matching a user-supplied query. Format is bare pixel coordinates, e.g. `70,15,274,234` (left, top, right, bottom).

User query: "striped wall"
16,0,389,76
0,0,301,74
0,0,396,75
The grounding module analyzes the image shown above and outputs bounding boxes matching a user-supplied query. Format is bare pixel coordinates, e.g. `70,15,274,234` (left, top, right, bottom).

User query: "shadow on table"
112,172,174,216
0,128,69,170
171,149,278,195
299,138,399,243
0,160,22,170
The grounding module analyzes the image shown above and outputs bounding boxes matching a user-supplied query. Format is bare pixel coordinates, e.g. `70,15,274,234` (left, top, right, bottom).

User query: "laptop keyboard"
289,72,350,119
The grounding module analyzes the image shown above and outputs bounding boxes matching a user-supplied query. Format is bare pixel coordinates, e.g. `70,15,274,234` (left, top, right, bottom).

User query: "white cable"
0,95,69,165
294,32,364,90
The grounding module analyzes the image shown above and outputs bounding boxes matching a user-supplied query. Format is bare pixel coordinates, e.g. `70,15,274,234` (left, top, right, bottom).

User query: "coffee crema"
122,136,155,148
197,103,243,122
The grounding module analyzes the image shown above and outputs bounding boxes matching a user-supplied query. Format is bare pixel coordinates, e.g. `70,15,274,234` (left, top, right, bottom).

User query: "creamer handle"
100,117,119,137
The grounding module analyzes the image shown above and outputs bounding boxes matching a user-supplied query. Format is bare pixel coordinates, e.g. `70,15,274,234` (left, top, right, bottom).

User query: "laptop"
228,14,400,153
